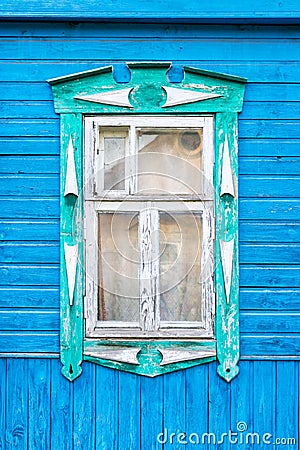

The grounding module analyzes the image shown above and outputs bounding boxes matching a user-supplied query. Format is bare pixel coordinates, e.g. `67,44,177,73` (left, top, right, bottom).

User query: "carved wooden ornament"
48,63,246,381
75,87,133,108
85,347,140,365
220,134,235,197
64,137,79,197
220,239,235,303
159,348,216,365
64,242,78,306
162,86,222,107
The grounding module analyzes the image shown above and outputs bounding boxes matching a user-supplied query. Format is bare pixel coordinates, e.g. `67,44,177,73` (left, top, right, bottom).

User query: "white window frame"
84,115,215,339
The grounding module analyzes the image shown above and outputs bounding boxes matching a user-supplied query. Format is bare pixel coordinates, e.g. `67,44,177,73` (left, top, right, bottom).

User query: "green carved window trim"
48,63,246,382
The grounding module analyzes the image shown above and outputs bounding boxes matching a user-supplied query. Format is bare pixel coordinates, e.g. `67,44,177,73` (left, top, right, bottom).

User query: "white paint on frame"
84,346,140,365
75,88,133,108
139,203,160,332
220,135,235,197
162,86,222,107
64,137,79,197
64,242,78,306
220,239,234,304
159,348,216,365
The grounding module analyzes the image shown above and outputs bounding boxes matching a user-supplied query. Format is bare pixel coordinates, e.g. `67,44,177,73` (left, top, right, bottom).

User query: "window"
84,116,214,339
48,62,246,381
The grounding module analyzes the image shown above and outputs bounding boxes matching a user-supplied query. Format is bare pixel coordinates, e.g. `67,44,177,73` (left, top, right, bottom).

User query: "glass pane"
159,212,202,322
98,212,139,322
101,127,128,191
137,128,203,195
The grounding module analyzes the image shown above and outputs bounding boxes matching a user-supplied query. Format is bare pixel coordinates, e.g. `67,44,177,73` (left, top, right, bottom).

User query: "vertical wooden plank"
276,361,298,446
185,365,209,442
163,371,186,450
28,359,50,450
215,112,240,382
139,205,160,331
60,113,84,381
6,359,28,450
0,358,6,450
73,362,96,450
95,365,118,449
230,361,253,448
140,375,163,450
50,359,73,450
253,361,276,443
208,362,230,450
118,371,141,449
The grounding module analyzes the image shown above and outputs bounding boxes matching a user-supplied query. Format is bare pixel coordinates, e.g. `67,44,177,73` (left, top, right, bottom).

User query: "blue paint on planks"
6,359,28,450
163,370,186,450
50,359,73,450
73,362,96,449
0,18,300,450
140,375,164,450
0,310,59,331
0,265,59,286
1,0,300,20
0,359,299,449
276,362,299,446
95,365,119,449
240,288,300,311
253,361,276,439
0,220,59,241
230,361,253,450
0,287,59,308
118,371,141,449
0,358,6,450
28,359,51,450
0,332,59,353
185,364,209,443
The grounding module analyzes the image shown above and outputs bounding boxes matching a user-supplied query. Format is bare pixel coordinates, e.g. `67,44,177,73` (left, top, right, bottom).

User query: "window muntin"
84,116,214,339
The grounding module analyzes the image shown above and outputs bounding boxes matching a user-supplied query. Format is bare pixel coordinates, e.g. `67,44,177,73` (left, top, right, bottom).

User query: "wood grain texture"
73,362,96,449
50,359,73,450
230,361,253,450
140,375,163,450
253,361,276,439
0,16,300,449
1,0,300,20
95,365,118,449
6,359,28,450
119,372,141,449
163,370,186,450
276,362,299,444
28,359,50,450
0,359,299,448
139,206,159,332
0,358,6,450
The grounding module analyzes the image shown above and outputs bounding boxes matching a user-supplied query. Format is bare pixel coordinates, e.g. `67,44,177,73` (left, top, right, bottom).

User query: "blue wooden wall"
0,16,300,449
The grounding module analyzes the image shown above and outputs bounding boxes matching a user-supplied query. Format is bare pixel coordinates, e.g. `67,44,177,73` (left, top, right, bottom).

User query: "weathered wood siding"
0,359,299,449
0,18,299,449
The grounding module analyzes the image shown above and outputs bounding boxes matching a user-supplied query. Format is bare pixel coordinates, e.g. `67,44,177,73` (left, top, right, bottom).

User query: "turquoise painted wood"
48,62,245,380
0,16,300,449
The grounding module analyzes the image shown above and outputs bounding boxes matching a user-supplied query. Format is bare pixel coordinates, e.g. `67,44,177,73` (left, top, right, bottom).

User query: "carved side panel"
215,112,239,382
60,113,84,381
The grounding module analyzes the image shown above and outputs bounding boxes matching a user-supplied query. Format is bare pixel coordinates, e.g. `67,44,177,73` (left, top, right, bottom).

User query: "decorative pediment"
48,63,246,114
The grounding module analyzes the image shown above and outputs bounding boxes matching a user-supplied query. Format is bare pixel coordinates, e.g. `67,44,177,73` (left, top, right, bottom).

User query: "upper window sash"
84,115,214,200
